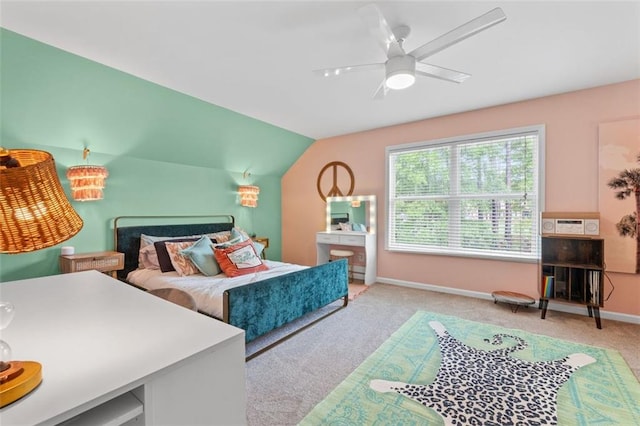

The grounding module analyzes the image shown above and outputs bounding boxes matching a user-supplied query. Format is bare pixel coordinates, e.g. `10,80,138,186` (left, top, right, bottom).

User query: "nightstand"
252,237,269,260
60,251,124,278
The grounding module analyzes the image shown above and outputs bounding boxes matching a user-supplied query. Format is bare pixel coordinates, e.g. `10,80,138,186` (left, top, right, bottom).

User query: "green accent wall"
0,29,314,282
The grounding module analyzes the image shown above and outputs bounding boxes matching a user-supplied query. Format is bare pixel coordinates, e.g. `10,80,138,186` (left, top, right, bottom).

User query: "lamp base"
0,361,43,408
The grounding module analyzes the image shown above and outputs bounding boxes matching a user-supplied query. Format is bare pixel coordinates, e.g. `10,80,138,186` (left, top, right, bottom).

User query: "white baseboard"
377,276,640,325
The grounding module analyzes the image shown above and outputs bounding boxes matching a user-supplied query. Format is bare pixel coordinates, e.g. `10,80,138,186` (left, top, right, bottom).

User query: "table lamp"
1,148,81,406
0,301,43,407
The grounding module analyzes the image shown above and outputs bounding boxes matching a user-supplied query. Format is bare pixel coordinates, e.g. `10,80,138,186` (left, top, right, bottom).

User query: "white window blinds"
386,125,544,261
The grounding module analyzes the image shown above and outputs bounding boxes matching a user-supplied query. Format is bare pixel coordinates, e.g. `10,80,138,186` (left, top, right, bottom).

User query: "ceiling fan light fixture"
386,71,415,90
385,55,416,90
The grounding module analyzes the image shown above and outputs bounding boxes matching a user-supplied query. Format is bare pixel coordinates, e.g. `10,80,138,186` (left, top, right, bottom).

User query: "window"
386,125,544,261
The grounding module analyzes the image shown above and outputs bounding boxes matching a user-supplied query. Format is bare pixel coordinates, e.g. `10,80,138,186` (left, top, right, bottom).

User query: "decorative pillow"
251,240,265,257
208,230,231,244
139,244,161,269
213,239,268,277
164,240,200,276
212,235,243,250
339,222,353,231
230,227,248,240
180,236,221,276
141,233,207,247
139,233,205,269
230,227,264,257
154,238,200,273
352,223,367,232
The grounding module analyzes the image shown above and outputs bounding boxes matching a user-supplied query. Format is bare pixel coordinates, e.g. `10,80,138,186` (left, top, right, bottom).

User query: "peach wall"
282,79,640,317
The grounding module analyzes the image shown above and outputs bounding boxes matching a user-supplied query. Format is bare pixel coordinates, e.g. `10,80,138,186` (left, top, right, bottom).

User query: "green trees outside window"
387,126,543,260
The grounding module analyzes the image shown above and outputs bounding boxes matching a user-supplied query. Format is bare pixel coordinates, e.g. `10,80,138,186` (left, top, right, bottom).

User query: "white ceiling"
2,1,639,140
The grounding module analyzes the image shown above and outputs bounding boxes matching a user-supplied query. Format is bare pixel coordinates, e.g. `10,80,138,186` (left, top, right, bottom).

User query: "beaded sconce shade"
0,149,83,254
66,165,109,201
238,185,260,208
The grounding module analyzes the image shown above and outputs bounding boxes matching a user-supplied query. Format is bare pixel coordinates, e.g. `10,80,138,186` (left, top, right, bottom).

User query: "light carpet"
300,311,640,425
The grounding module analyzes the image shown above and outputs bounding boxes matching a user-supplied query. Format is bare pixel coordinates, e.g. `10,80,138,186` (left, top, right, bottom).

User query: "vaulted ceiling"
2,1,639,140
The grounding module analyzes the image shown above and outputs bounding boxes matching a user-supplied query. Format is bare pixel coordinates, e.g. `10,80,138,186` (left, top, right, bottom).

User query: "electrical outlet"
357,253,365,262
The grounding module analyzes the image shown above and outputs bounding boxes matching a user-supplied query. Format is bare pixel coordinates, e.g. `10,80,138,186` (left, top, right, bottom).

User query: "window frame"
385,124,546,263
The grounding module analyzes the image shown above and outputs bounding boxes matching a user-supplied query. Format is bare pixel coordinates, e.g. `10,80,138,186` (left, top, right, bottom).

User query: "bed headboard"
330,212,349,225
113,215,235,281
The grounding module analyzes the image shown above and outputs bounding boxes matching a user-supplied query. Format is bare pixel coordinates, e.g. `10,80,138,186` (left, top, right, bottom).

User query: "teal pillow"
230,227,245,241
230,227,264,257
252,241,265,257
180,236,221,276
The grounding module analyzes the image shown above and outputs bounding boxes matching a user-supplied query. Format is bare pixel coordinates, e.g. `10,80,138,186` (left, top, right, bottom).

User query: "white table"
316,231,377,284
0,271,246,426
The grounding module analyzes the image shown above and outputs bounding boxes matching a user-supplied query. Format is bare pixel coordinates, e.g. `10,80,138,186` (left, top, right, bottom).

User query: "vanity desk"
316,231,376,284
316,195,377,285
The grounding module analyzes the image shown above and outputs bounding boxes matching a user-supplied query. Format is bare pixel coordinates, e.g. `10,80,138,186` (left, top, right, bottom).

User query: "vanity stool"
330,249,354,283
148,288,197,311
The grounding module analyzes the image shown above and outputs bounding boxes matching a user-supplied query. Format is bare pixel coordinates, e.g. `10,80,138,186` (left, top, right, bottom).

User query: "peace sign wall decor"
317,161,355,202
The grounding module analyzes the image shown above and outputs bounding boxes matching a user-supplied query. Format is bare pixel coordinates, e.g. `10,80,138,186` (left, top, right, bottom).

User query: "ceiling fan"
314,4,506,99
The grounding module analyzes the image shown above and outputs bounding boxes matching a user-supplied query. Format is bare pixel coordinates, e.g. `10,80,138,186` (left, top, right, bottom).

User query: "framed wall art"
598,118,640,274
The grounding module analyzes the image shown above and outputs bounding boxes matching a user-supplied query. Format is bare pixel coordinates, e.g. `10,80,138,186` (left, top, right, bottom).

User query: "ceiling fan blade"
415,62,471,83
358,3,404,58
409,7,506,62
313,63,384,78
372,79,389,100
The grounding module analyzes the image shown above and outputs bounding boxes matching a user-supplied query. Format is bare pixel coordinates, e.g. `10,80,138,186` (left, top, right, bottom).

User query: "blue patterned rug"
300,311,640,425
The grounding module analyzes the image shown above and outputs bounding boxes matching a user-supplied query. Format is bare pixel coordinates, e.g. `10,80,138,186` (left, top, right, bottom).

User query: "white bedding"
127,260,308,318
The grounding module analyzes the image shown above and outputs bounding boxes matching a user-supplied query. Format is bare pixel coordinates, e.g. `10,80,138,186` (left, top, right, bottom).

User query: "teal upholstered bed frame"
113,215,349,357
224,257,348,342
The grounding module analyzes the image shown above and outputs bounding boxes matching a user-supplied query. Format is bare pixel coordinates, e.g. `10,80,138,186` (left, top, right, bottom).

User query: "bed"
113,215,349,354
331,212,349,226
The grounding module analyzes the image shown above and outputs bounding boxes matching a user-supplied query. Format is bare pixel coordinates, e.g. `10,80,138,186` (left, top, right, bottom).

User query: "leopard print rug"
371,321,595,426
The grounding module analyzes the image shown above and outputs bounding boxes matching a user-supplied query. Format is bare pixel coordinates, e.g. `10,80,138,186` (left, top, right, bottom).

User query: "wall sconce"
0,148,83,253
238,185,260,208
66,148,108,201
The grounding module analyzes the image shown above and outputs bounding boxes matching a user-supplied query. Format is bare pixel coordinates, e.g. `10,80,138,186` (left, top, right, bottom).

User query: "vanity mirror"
326,195,376,233
319,195,377,284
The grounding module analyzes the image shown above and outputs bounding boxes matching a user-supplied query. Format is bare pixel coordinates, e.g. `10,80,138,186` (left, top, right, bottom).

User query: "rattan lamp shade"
67,165,108,201
0,149,83,254
238,185,260,208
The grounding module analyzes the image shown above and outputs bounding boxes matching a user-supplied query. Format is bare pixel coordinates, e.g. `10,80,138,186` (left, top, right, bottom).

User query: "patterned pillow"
180,236,221,276
164,240,200,276
209,231,231,244
212,239,268,277
154,238,200,272
139,233,207,269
